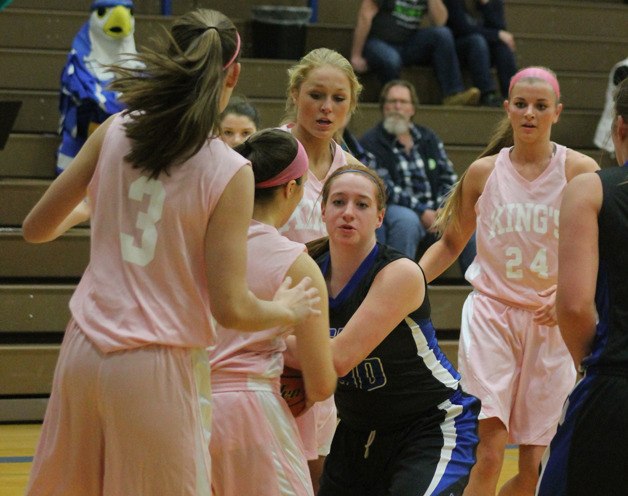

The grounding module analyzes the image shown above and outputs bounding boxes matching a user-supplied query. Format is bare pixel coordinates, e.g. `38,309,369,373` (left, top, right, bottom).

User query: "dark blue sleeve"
443,0,479,37
477,0,507,42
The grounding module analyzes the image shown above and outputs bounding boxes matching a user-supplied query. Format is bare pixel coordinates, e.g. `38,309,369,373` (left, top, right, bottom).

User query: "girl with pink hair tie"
419,66,599,495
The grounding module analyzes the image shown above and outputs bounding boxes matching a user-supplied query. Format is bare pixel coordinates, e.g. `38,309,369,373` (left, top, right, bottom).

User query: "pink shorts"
458,292,576,445
27,320,212,495
210,375,313,495
295,396,337,459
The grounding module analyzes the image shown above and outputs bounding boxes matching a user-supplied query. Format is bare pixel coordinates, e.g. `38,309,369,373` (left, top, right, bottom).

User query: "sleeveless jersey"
582,164,628,370
209,221,305,379
70,113,249,353
467,144,567,310
316,243,460,431
279,127,347,243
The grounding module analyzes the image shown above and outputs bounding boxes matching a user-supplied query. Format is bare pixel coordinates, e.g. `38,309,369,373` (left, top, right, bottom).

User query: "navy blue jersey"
582,164,628,371
537,164,628,496
316,242,460,431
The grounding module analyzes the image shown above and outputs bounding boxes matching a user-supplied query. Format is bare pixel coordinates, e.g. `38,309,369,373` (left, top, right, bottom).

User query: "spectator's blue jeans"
363,26,465,97
455,33,496,95
376,204,477,275
376,204,422,259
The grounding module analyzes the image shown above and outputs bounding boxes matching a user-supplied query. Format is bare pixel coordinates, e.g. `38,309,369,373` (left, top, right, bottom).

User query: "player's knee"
474,445,504,476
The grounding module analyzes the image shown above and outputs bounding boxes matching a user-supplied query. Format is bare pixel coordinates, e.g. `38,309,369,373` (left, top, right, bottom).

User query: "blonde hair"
431,174,465,235
109,9,240,178
283,48,362,127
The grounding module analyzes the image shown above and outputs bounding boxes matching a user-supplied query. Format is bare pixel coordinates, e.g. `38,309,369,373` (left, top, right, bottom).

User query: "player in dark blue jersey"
305,164,480,496
536,80,628,495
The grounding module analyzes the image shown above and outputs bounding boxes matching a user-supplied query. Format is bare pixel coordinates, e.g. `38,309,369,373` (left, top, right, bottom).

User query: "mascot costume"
56,0,140,174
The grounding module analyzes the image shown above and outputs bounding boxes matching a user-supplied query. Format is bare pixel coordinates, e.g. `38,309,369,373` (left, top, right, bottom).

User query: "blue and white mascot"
56,0,140,174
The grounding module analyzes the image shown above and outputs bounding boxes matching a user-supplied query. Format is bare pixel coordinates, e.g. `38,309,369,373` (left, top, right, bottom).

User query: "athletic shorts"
210,375,313,496
26,319,212,496
536,370,628,495
458,291,576,445
295,396,337,459
318,389,480,496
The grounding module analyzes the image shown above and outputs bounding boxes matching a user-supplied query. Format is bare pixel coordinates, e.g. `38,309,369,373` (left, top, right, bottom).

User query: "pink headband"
509,67,560,99
255,138,309,189
223,31,240,70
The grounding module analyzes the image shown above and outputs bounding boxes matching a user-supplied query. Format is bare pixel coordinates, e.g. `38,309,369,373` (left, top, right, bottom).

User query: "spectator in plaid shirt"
360,79,476,272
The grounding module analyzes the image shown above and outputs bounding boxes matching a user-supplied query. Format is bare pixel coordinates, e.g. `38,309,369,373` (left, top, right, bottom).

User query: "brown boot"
442,87,481,106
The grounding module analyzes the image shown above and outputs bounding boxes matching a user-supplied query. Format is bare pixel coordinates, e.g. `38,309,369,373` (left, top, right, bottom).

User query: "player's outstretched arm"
330,258,424,376
557,172,601,368
23,116,112,242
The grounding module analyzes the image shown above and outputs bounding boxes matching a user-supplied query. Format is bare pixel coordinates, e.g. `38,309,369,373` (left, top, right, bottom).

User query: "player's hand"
273,276,321,325
421,208,438,231
534,285,557,326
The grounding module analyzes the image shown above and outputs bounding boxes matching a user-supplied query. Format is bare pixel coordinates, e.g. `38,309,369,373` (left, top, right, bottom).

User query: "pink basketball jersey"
70,113,249,353
467,144,568,310
279,128,347,243
209,221,305,379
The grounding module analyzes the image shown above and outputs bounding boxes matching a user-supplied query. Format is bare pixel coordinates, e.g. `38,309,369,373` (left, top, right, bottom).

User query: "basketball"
280,366,306,417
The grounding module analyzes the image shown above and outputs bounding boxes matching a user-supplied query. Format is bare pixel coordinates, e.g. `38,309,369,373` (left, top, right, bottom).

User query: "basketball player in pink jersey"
278,47,364,491
209,129,336,496
22,10,320,496
419,67,599,495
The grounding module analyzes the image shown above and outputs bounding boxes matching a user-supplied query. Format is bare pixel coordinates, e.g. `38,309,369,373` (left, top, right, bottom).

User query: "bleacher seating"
1,0,626,421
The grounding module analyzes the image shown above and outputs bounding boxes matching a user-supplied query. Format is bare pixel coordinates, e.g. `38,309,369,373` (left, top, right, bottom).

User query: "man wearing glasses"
360,80,476,271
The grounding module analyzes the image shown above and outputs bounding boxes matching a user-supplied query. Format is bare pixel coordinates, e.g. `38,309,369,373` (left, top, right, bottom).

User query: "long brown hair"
233,129,303,202
109,9,240,178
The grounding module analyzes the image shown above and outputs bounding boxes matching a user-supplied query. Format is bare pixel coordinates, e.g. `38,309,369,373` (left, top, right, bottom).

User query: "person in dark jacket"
360,79,476,270
444,0,517,101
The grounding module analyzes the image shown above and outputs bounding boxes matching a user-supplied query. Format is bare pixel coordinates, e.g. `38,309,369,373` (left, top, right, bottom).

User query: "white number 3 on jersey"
120,176,166,266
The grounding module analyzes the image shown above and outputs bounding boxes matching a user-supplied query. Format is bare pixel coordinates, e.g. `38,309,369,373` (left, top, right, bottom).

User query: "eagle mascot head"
56,0,140,174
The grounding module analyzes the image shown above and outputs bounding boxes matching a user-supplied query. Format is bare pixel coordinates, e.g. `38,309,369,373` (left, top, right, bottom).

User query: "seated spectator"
219,96,260,148
474,0,518,98
350,0,480,106
360,79,476,272
443,0,517,106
